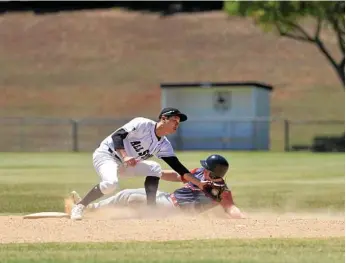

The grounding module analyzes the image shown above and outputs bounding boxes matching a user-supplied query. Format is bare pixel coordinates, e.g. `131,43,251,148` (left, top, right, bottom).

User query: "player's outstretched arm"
220,191,246,219
157,139,210,188
161,170,182,182
161,156,209,189
226,205,246,219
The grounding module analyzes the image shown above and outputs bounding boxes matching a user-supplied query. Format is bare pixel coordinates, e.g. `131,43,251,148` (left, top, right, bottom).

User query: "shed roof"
160,81,273,91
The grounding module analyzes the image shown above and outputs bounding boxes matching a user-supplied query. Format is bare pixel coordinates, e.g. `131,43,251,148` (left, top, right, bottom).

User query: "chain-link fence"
285,120,345,152
0,117,74,152
0,117,344,152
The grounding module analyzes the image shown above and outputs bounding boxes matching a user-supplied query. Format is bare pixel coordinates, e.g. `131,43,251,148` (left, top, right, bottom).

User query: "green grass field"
0,151,344,263
0,152,344,213
0,238,344,263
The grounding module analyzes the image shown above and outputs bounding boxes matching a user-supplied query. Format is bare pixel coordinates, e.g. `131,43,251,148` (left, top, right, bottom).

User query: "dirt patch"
0,208,344,243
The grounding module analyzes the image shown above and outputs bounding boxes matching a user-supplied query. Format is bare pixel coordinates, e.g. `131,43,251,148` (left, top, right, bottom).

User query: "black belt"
107,148,122,162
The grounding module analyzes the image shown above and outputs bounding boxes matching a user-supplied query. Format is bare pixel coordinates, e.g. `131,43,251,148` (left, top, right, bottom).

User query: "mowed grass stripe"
0,152,343,181
0,238,344,263
0,181,344,213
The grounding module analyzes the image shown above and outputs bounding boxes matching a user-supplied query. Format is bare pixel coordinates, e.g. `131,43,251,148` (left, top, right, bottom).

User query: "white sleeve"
120,117,150,135
156,138,176,158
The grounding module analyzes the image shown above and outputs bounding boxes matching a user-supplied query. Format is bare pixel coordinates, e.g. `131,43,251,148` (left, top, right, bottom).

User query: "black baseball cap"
158,107,188,122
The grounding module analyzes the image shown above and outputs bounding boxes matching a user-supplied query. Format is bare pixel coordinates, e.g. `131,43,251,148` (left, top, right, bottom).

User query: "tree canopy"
225,1,345,87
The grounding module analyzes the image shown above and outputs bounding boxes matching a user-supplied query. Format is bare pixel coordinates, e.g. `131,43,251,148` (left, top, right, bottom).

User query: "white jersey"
99,117,175,161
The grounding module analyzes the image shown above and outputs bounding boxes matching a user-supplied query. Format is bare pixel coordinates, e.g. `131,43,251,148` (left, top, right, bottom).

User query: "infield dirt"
0,208,344,243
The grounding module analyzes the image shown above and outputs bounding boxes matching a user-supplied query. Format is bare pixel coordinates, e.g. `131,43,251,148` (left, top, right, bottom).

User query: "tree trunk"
338,57,345,88
315,38,345,89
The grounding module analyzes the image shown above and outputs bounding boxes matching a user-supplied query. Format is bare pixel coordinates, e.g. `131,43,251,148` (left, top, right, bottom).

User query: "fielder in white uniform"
70,107,209,220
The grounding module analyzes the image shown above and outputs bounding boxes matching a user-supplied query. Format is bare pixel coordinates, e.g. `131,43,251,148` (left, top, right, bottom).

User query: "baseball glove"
203,180,227,202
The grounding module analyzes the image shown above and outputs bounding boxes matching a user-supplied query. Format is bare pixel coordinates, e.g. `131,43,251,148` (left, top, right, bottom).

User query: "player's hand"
198,180,212,190
230,212,246,219
123,156,137,167
228,205,246,219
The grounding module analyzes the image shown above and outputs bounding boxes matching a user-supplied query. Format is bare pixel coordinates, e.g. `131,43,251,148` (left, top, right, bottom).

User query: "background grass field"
0,151,344,214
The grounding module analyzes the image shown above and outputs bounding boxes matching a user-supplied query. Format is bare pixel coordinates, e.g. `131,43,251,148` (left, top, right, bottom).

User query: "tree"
225,1,345,87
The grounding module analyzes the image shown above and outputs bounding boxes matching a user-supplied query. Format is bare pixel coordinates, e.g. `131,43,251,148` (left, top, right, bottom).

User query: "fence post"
71,120,79,152
284,119,290,152
252,118,257,150
19,117,25,151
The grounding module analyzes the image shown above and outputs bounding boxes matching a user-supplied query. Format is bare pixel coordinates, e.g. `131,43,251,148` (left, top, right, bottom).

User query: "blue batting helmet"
200,154,229,179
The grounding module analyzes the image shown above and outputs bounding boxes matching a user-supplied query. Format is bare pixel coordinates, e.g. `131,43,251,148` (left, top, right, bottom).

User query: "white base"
23,212,70,219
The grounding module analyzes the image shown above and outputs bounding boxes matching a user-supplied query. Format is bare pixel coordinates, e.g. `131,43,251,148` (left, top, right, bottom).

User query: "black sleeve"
111,128,129,149
161,156,190,176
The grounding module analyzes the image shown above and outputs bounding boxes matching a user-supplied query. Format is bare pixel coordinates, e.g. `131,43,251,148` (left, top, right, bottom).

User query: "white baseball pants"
89,188,176,210
93,147,162,195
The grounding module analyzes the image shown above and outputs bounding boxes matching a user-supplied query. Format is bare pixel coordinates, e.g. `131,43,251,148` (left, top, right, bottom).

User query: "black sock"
144,176,160,206
78,184,104,207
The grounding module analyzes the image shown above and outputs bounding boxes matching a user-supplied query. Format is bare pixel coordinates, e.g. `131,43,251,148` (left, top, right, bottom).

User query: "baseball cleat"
70,203,85,220
70,190,82,204
64,191,82,216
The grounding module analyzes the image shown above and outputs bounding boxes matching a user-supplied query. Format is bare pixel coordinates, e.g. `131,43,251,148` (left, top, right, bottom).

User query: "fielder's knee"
99,180,119,195
140,160,162,178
